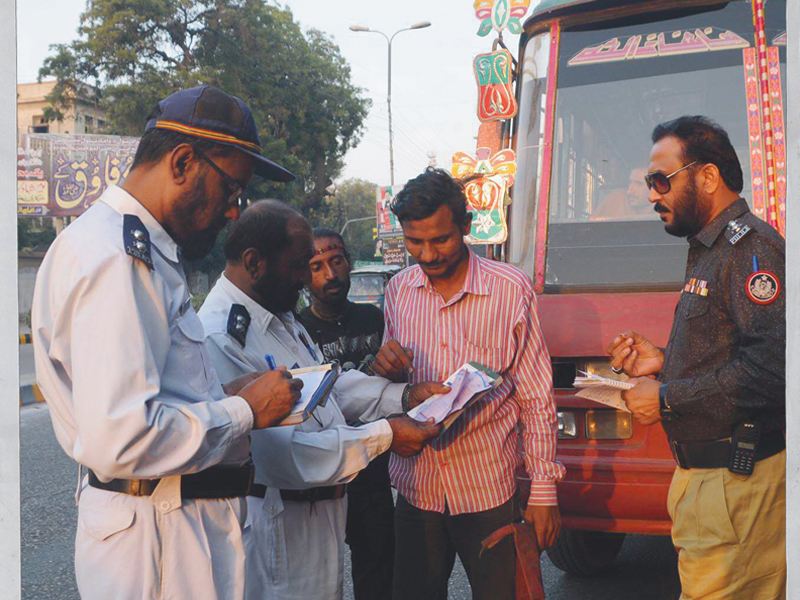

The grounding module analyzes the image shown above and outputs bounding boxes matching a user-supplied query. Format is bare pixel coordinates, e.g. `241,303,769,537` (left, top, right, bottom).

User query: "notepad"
278,363,340,426
572,371,632,412
408,362,503,430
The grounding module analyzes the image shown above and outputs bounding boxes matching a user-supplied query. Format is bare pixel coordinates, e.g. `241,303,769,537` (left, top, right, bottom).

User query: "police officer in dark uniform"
607,116,785,599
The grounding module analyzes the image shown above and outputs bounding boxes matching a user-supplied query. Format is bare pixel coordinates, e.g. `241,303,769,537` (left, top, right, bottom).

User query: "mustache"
323,280,344,292
654,203,668,214
420,260,444,269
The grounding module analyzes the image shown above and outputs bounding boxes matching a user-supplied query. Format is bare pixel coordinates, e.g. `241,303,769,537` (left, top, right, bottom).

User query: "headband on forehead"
315,242,348,256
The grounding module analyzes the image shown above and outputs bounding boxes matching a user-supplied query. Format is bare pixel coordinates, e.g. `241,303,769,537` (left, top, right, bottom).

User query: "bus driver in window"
592,167,653,220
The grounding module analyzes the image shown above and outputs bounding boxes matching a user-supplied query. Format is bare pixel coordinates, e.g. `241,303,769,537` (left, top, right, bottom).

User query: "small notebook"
278,362,340,426
572,371,632,412
408,362,503,431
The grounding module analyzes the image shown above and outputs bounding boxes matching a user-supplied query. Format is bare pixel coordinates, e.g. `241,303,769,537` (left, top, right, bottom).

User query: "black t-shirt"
299,301,390,490
299,301,385,367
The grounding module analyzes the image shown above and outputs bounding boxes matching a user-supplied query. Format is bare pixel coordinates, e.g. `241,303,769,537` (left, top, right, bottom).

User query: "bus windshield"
539,0,782,291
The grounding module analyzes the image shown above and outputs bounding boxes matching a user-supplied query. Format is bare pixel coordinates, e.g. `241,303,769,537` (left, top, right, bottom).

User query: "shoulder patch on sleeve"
123,215,154,269
746,271,780,304
227,304,251,347
726,219,753,245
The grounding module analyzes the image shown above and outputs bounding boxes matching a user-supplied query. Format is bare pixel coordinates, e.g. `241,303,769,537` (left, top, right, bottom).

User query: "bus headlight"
557,411,578,439
585,410,633,440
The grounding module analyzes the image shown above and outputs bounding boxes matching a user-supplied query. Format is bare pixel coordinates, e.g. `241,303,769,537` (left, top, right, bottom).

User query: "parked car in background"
348,264,401,310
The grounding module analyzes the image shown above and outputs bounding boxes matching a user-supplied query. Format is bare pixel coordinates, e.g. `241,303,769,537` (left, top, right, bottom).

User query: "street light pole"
351,21,431,187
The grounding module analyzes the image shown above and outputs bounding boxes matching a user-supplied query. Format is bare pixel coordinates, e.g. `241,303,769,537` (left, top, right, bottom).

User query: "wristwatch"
659,384,676,420
401,384,412,413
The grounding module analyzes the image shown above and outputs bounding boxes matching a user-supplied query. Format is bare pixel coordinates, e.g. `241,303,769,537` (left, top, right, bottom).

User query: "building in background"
17,80,107,137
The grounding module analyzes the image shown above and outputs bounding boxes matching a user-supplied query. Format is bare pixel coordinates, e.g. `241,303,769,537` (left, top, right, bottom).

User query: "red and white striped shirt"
385,250,564,515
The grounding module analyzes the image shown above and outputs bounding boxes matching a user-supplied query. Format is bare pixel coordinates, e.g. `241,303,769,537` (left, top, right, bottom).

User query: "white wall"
786,3,798,596
0,0,21,598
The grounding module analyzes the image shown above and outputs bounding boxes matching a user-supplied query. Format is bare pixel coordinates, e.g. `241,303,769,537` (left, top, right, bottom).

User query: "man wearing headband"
299,228,395,600
197,201,446,600
32,86,302,600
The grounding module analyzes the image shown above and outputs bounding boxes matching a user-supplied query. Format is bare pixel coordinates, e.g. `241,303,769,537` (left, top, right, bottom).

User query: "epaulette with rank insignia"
227,304,251,347
726,219,752,245
123,215,154,269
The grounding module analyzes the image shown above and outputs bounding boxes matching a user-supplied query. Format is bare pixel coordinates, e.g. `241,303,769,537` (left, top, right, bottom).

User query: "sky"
17,0,536,188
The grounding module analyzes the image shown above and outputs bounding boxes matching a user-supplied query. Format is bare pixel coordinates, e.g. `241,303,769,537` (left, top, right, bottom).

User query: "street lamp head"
409,21,431,30
350,25,371,32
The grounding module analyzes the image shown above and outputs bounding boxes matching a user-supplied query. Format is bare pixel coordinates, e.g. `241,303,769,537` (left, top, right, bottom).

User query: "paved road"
21,404,680,599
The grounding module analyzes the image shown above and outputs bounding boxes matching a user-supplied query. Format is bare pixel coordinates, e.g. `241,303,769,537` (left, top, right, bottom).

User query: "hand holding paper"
407,362,503,429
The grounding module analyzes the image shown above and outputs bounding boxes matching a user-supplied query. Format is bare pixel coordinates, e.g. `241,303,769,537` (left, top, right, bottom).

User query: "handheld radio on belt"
729,421,761,475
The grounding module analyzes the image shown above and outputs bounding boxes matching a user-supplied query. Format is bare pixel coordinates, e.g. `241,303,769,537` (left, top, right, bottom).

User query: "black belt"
248,483,347,502
670,434,785,470
88,463,255,499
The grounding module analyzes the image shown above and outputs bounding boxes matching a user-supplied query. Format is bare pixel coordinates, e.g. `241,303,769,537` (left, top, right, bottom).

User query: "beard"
163,174,228,261
318,278,349,305
656,178,711,238
254,269,304,314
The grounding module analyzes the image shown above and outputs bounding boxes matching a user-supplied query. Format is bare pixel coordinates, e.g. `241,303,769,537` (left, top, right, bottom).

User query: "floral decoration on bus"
474,49,517,121
474,0,531,37
452,148,516,244
568,27,750,67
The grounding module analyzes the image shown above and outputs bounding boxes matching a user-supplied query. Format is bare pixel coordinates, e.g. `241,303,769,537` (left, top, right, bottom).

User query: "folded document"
572,371,632,412
408,362,503,430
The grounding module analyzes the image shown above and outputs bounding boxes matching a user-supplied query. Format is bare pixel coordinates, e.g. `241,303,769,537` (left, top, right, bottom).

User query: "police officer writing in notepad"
32,86,302,600
607,116,785,599
197,200,445,600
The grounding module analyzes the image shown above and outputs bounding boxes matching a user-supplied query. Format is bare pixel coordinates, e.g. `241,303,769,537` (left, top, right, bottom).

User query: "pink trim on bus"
767,45,786,237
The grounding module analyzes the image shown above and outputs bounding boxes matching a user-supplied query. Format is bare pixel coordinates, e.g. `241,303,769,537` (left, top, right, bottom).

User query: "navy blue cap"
144,86,295,182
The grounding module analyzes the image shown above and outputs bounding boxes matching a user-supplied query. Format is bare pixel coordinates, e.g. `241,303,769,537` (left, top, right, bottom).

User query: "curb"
20,384,45,407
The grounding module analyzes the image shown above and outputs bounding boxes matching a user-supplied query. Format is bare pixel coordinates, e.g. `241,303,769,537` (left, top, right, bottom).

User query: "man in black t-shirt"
299,228,394,600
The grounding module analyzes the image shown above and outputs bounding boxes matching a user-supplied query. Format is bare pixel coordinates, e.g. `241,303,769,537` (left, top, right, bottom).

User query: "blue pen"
299,333,318,362
264,354,277,370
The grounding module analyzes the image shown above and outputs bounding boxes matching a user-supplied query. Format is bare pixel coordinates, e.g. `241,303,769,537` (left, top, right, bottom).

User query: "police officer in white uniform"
197,200,445,600
32,86,304,600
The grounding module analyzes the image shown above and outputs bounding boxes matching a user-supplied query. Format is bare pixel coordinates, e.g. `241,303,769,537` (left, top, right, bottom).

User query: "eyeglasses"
644,161,698,194
196,150,245,206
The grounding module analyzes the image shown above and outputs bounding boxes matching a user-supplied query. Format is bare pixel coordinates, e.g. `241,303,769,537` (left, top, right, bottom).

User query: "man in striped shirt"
373,168,564,600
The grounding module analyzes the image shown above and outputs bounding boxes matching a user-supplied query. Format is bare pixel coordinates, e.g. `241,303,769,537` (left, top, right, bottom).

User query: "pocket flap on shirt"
175,311,206,342
682,297,709,320
79,505,136,541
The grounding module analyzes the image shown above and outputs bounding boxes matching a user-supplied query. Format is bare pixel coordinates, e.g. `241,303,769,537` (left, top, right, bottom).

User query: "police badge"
746,271,780,305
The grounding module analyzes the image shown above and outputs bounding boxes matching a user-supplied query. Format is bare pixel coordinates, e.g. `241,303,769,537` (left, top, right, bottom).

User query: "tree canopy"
310,178,378,263
40,0,371,213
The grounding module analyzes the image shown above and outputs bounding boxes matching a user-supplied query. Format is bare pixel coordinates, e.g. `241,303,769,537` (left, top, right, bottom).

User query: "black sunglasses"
644,161,698,194
196,150,245,206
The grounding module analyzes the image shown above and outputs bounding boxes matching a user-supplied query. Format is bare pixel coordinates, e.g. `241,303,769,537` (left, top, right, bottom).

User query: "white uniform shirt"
31,185,255,600
198,273,404,490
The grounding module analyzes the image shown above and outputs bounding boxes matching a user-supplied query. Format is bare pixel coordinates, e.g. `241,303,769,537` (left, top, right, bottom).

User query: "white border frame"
786,2,798,597
0,0,20,598
0,3,794,600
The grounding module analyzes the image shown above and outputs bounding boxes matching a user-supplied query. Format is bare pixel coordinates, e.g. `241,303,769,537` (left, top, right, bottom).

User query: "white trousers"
244,489,347,600
75,481,248,600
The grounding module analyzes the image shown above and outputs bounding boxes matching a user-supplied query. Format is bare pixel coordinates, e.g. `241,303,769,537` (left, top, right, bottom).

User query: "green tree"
39,0,370,213
310,178,378,262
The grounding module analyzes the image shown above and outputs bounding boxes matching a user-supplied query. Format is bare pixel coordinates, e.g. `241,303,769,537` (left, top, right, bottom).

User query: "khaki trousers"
668,450,786,600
